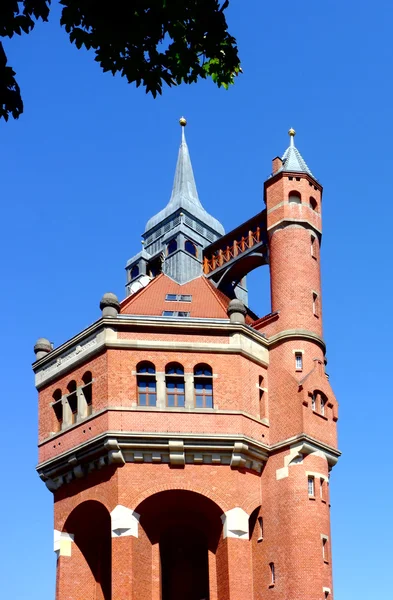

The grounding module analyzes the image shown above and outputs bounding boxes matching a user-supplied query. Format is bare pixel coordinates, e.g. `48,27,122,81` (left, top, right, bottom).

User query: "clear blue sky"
1,1,391,598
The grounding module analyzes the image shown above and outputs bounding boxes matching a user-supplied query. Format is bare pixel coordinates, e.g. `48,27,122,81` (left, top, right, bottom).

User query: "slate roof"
276,132,314,177
144,124,225,236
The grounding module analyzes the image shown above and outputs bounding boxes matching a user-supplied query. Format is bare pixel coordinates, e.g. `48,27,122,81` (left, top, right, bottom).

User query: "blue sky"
1,1,391,598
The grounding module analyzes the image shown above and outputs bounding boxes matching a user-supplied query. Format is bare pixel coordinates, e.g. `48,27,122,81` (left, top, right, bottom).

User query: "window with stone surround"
194,364,213,408
295,352,303,371
308,475,315,497
322,536,330,563
137,362,157,406
165,363,185,407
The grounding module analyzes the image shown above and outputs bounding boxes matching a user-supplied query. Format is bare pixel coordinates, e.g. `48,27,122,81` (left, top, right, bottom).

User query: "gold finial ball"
179,116,187,127
288,127,296,137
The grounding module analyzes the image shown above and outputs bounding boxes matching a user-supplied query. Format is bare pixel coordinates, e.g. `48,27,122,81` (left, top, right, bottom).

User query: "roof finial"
288,127,296,147
179,116,187,127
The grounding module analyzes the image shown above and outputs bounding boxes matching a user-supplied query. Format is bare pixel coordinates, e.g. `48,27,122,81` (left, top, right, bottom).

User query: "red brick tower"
33,123,339,600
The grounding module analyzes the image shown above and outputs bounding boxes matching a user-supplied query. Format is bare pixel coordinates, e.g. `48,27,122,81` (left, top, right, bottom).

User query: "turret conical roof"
277,129,314,177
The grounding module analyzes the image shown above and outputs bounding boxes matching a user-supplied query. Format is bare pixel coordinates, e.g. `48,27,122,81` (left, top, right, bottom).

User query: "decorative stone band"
37,433,269,492
54,530,74,557
275,439,340,481
111,505,140,538
221,507,250,540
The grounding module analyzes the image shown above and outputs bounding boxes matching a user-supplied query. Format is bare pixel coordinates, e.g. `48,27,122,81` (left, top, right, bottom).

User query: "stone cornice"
33,316,327,389
33,317,270,388
37,431,270,491
268,329,326,352
37,429,340,493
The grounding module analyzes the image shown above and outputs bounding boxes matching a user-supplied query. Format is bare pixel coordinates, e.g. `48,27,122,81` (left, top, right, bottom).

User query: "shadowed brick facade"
33,124,339,600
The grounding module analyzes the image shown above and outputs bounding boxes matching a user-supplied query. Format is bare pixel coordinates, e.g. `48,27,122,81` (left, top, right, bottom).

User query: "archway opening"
160,524,209,600
136,489,224,600
63,500,111,600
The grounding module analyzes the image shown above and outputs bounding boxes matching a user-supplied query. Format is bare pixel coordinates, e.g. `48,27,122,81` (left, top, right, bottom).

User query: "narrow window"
81,371,93,416
166,363,185,407
257,517,264,542
52,389,63,432
137,362,157,406
258,375,265,418
322,537,329,563
311,393,316,411
184,240,198,257
131,265,139,279
320,478,325,500
311,235,317,259
313,292,320,317
321,395,326,416
194,364,213,408
66,381,78,425
288,190,301,204
310,196,318,211
269,562,275,586
308,476,315,497
167,238,178,255
295,352,303,370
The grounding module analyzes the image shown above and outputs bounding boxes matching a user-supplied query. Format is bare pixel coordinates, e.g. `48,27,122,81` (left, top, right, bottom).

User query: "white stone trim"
54,530,74,557
221,507,249,540
111,505,140,538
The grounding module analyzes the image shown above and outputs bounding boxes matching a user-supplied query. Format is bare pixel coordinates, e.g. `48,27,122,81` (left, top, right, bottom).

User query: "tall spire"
278,128,314,177
144,118,224,235
169,117,203,209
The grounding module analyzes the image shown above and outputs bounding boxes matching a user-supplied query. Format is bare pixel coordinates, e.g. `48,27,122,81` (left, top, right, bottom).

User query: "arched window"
310,196,318,211
67,380,78,425
184,239,198,257
81,371,93,416
167,238,178,256
131,265,140,280
52,389,63,431
288,190,301,204
165,363,185,407
137,361,157,406
194,364,213,408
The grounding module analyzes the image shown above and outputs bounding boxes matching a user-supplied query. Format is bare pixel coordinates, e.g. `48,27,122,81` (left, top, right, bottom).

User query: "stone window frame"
193,363,214,408
136,361,157,407
165,362,185,408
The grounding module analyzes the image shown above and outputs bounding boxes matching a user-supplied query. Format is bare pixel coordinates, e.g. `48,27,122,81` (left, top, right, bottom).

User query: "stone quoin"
33,121,340,600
